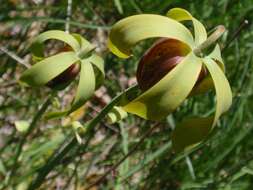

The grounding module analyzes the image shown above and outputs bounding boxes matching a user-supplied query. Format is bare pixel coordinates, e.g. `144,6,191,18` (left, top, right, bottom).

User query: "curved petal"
107,106,128,124
191,45,225,95
190,76,214,95
88,54,104,76
88,53,105,88
108,14,194,58
71,33,95,57
123,52,202,120
167,8,207,46
20,52,79,86
172,56,232,152
172,117,213,152
68,60,96,113
209,44,225,71
31,30,81,57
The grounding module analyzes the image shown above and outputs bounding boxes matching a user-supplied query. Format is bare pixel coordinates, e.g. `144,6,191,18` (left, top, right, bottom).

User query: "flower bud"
137,38,207,91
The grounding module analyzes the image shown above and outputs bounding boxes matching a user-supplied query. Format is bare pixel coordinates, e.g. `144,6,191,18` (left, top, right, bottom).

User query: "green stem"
222,19,249,51
193,25,226,57
27,84,139,190
9,93,54,184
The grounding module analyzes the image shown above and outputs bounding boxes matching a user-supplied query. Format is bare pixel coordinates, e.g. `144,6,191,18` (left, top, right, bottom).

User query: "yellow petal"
203,57,232,124
108,14,194,58
123,52,202,120
167,8,207,46
31,30,81,57
172,56,232,152
191,45,225,95
209,44,225,71
69,61,96,113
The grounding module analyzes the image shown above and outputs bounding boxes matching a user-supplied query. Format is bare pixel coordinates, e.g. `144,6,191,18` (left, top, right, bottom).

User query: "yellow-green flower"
20,30,104,115
108,8,232,151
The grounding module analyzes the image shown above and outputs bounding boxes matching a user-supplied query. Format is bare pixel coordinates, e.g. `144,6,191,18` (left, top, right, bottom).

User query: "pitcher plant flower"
20,30,104,116
108,8,232,151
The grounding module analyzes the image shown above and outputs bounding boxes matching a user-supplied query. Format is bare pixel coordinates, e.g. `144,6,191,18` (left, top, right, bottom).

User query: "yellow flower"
108,8,232,151
20,30,104,116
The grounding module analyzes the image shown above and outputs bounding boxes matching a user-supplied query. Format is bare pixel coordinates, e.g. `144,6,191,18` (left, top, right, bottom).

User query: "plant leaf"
108,14,194,58
167,8,207,46
68,60,96,113
20,52,79,86
114,0,124,14
123,52,202,120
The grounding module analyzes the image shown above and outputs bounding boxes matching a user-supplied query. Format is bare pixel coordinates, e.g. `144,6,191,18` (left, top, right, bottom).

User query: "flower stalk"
193,25,226,57
27,84,139,190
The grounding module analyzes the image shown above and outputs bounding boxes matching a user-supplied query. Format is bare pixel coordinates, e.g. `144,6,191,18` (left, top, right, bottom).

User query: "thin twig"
0,46,31,68
62,156,82,190
8,17,110,30
222,19,250,51
84,122,161,190
65,0,72,33
8,94,54,184
84,0,107,26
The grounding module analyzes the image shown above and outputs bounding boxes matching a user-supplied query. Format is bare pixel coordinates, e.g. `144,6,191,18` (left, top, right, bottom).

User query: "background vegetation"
0,0,253,189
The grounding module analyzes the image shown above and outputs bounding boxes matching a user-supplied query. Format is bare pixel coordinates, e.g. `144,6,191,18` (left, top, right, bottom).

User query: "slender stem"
27,84,139,190
193,25,226,57
84,122,161,190
8,16,110,30
9,93,54,183
0,46,31,68
222,19,249,51
65,0,72,33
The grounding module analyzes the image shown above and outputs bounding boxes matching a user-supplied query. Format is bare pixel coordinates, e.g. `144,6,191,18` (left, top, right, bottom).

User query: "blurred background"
0,0,253,189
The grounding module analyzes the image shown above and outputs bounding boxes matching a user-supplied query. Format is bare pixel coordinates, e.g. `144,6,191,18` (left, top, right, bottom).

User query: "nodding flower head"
108,8,232,151
20,30,105,116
